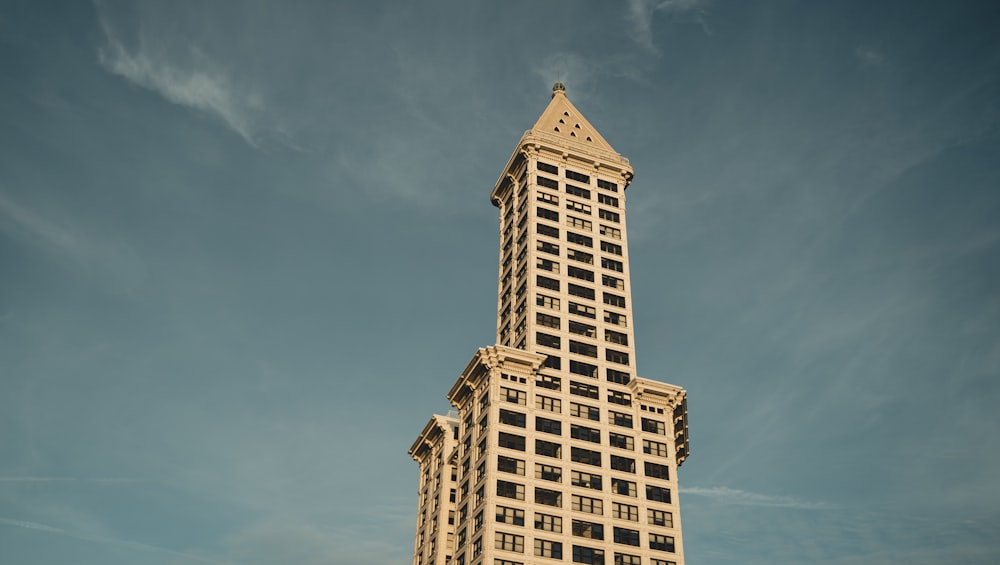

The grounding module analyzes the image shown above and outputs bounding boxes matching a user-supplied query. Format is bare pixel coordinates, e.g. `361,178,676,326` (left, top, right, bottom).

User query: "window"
535,439,562,459
646,485,671,503
532,415,561,435
648,508,673,527
612,502,639,521
535,463,562,482
613,527,640,547
473,536,483,557
600,224,621,239
597,179,618,192
570,381,599,399
567,266,594,282
571,447,602,467
571,495,603,515
567,215,592,230
566,169,591,184
495,532,524,553
498,455,525,475
569,303,597,319
537,275,560,291
537,223,559,238
601,258,623,272
643,440,669,457
567,232,593,247
537,374,561,391
642,418,666,435
610,455,635,473
569,321,597,338
651,560,677,565
611,478,637,497
600,241,623,256
649,534,675,553
605,311,627,327
599,209,620,222
568,284,595,300
644,462,669,479
570,341,598,358
570,402,600,421
536,395,561,413
535,539,563,559
607,390,632,406
496,560,522,565
572,545,604,564
571,424,601,443
537,176,559,189
572,520,604,540
538,192,559,205
538,161,559,174
598,193,619,207
535,487,562,507
537,241,560,255
566,200,592,214
571,470,603,490
615,553,641,565
608,412,632,428
497,506,525,526
566,184,591,199
499,432,525,451
607,369,631,385
500,409,526,428
567,249,594,264
502,386,526,405
535,513,562,533
497,480,524,500
603,293,626,308
537,313,560,329
569,360,598,378
608,432,634,450
605,330,629,346
537,294,560,310
536,332,561,349
601,274,624,289
537,257,559,273
606,350,630,366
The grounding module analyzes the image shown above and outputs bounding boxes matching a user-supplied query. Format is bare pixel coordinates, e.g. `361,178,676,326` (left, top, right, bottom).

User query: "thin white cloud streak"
683,485,832,509
625,0,711,52
94,7,264,149
0,516,216,563
0,191,88,258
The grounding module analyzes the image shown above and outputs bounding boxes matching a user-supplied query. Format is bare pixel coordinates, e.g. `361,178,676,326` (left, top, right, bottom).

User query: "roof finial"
552,82,566,97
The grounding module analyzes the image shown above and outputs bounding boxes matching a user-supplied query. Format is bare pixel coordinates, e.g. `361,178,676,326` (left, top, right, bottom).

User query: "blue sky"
1,1,999,563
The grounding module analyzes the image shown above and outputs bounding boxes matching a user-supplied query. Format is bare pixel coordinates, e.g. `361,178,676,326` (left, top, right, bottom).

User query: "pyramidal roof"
530,82,618,155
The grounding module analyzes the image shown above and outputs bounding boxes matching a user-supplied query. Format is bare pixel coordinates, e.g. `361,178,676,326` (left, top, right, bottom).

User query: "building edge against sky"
409,84,690,565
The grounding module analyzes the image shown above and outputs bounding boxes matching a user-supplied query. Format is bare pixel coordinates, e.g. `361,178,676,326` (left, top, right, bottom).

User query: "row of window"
496,432,671,462
491,529,675,556
537,294,627,327
496,451,671,483
536,161,621,195
496,480,672,508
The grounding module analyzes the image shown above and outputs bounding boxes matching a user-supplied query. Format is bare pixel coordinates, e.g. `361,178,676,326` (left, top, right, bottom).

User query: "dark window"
607,369,631,385
642,418,666,435
644,462,670,479
567,266,595,282
499,409,526,428
607,390,632,406
566,170,590,184
606,349,630,366
611,455,636,473
537,313,560,329
646,485,671,503
600,241,622,255
567,232,593,247
603,293,626,307
570,446,602,467
568,284,595,300
602,274,624,289
537,206,559,222
571,402,600,421
498,432,526,451
538,224,559,238
535,539,563,559
599,209,620,222
613,527,640,547
569,360,598,377
569,341,598,358
605,330,629,346
536,332,561,349
571,545,604,564
566,184,591,199
571,424,601,443
571,470,603,490
597,179,618,192
535,439,562,458
538,241,560,255
542,355,561,370
496,505,525,526
570,321,597,337
598,193,618,206
535,487,562,507
572,520,604,540
649,534,675,553
538,161,559,174
537,275,560,290
601,258,623,272
538,176,559,189
612,478,636,497
568,249,594,264
497,455,524,475
536,417,562,435
570,381,599,399
536,463,562,482
537,373,561,390
497,480,524,500
608,432,634,450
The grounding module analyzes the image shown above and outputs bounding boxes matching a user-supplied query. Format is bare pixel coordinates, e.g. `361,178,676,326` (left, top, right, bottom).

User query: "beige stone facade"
410,84,690,565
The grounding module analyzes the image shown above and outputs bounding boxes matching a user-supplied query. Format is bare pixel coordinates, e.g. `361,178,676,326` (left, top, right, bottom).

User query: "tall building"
409,83,690,565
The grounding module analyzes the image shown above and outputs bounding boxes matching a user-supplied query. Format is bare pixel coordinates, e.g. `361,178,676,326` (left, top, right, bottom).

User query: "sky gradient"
2,1,999,564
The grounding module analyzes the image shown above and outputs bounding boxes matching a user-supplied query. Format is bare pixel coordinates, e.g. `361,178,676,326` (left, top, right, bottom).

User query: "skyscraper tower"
410,84,690,565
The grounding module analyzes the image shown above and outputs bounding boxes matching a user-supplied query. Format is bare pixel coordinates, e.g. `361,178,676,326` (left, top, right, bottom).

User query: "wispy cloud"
0,516,215,562
625,0,711,52
855,45,885,66
683,485,832,509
